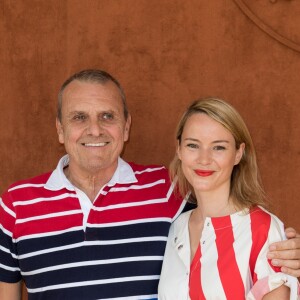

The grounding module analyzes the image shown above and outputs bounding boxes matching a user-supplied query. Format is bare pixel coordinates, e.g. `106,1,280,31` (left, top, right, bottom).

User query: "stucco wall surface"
0,1,299,297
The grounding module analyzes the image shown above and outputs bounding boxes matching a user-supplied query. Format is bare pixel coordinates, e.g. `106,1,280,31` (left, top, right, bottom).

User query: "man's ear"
56,118,64,144
123,114,131,142
234,142,245,165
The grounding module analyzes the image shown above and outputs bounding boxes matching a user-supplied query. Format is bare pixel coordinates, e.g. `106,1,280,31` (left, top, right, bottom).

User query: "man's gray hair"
57,69,128,121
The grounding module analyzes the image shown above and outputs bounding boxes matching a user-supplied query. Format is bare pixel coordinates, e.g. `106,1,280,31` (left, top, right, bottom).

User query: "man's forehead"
63,80,120,98
63,100,122,113
62,81,123,108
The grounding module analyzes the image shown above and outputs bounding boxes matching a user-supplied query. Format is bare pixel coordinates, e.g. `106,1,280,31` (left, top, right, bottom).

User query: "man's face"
56,80,131,176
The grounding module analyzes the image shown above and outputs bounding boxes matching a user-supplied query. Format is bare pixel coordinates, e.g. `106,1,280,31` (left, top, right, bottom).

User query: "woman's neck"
193,188,238,220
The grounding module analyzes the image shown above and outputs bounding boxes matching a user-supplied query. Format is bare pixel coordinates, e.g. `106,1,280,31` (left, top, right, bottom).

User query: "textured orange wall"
0,1,300,297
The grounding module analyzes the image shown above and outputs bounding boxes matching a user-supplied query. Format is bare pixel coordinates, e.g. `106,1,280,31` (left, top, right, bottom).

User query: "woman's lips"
194,170,214,177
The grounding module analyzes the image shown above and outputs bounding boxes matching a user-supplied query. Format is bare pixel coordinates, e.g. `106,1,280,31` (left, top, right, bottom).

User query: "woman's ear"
234,143,245,165
176,140,182,160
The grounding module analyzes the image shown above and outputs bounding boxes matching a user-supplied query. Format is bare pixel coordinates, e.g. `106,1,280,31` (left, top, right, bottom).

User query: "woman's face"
177,113,244,196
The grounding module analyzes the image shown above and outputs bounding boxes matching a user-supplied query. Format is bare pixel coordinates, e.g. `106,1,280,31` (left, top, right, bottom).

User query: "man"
0,69,299,299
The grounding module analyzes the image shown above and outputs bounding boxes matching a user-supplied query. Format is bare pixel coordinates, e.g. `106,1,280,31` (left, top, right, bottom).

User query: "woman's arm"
262,284,290,300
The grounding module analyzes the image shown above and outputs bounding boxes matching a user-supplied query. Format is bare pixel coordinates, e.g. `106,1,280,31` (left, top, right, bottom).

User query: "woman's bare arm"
262,284,289,300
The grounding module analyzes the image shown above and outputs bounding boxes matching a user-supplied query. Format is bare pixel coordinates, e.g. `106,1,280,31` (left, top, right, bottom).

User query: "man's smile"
82,142,109,147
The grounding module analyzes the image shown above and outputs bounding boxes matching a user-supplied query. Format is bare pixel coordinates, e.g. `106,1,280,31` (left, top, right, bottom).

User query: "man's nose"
86,119,104,136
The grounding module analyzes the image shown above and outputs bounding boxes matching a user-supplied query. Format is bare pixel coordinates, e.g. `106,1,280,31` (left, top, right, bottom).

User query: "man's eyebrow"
100,109,116,114
67,111,85,116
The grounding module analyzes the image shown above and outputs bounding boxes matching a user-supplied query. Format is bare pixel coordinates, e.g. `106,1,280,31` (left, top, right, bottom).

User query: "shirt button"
174,237,178,243
178,244,183,250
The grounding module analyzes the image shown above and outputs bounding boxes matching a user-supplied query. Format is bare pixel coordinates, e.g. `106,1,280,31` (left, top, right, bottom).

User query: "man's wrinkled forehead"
61,81,124,113
61,80,127,117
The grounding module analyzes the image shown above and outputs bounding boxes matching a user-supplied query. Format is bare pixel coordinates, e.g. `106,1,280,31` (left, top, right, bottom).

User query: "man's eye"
102,113,113,120
74,115,86,121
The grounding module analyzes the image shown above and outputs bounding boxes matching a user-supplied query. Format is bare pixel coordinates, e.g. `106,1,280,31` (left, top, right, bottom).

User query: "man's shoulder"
127,162,170,184
5,171,53,193
127,161,168,174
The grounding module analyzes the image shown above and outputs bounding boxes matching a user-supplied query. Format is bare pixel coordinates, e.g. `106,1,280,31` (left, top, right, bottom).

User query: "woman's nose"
197,149,212,165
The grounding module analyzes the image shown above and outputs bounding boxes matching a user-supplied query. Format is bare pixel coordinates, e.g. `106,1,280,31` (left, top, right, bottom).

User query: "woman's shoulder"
169,210,193,236
250,206,284,224
249,206,285,237
173,209,193,225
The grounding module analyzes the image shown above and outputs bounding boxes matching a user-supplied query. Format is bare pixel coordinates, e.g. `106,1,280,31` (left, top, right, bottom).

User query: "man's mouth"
82,142,109,147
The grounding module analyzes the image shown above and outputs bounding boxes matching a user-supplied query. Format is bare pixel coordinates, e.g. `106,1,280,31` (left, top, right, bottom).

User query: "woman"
158,98,298,299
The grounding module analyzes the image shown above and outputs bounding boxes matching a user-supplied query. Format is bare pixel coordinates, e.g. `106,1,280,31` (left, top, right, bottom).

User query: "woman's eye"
187,143,198,149
213,145,226,151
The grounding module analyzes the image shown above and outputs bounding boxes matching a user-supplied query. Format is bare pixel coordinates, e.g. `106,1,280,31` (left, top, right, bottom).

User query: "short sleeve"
246,213,299,300
0,192,21,283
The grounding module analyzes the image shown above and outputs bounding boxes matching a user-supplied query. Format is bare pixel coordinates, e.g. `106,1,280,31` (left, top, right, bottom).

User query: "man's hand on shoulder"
267,227,300,277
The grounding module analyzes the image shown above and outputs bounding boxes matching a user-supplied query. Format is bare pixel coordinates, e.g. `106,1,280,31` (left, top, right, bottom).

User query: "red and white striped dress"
158,206,299,300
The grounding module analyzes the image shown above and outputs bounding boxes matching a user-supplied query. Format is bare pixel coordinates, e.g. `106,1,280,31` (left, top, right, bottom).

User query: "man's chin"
83,160,116,173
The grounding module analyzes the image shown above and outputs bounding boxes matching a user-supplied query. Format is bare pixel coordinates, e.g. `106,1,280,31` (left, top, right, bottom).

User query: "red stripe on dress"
212,216,245,299
249,207,271,283
189,243,205,300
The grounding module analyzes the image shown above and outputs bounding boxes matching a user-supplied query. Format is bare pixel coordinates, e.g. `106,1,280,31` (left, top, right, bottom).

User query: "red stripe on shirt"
189,243,205,300
212,216,245,299
249,207,272,283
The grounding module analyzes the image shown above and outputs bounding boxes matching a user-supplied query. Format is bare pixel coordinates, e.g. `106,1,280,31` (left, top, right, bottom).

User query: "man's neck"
64,165,116,202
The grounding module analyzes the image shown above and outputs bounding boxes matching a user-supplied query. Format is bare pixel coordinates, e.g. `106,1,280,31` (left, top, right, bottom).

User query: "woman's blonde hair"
169,97,265,209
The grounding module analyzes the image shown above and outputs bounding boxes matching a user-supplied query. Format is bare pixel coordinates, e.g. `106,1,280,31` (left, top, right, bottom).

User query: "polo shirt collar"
45,155,137,191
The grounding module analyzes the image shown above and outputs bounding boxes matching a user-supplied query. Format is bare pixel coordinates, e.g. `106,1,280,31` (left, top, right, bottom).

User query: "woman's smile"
194,169,215,177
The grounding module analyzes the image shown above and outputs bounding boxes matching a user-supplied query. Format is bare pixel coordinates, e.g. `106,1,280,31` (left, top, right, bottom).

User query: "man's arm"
0,281,22,300
267,227,300,277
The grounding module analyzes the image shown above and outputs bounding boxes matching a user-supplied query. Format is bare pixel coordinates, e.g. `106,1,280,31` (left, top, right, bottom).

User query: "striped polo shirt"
0,155,185,299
